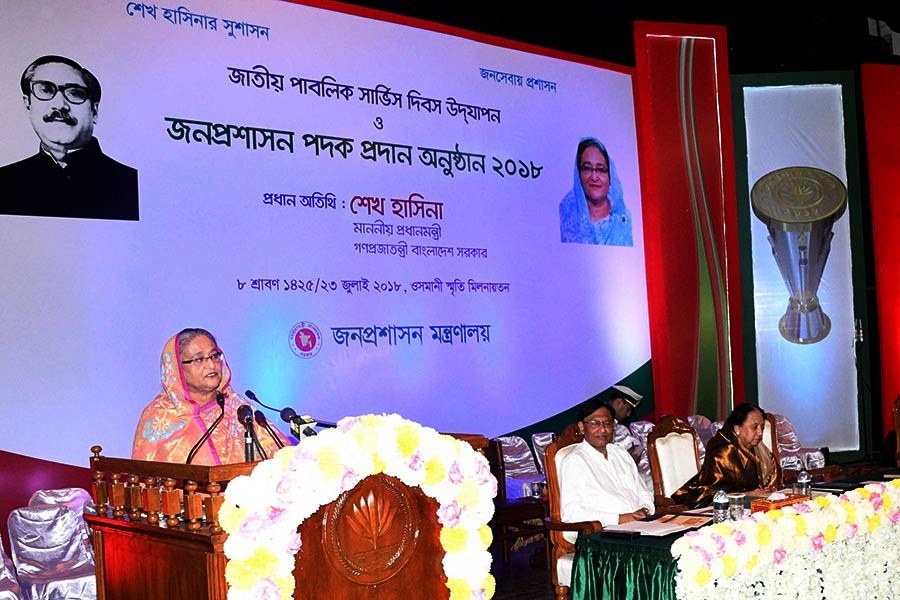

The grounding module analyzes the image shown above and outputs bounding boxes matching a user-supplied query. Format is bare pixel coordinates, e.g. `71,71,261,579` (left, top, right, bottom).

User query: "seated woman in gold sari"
672,403,780,507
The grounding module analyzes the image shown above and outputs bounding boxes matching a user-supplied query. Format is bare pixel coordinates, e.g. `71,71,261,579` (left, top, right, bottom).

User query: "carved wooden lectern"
86,435,488,599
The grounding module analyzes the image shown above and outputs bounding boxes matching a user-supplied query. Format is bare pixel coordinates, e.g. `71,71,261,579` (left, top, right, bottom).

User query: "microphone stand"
237,405,257,462
255,410,285,450
186,392,226,464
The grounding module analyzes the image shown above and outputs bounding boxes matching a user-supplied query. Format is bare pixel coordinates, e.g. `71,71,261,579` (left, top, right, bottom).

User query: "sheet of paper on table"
604,514,713,536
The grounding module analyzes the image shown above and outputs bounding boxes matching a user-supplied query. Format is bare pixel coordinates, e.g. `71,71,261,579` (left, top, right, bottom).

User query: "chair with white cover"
496,435,545,500
767,413,840,483
7,505,96,600
543,424,602,600
627,420,655,491
647,415,702,504
531,432,555,475
27,488,94,549
0,533,21,600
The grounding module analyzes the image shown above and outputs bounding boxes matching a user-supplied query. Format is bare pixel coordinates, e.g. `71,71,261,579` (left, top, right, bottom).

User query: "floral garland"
671,479,900,599
219,413,498,600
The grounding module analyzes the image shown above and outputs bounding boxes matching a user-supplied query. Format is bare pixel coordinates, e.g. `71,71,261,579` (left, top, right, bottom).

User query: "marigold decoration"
671,480,900,599
221,413,498,600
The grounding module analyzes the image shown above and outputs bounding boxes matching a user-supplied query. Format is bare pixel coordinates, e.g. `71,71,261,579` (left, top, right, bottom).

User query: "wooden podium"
87,435,487,599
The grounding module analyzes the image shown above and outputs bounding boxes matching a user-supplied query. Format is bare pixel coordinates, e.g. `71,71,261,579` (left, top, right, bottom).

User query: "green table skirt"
570,532,680,600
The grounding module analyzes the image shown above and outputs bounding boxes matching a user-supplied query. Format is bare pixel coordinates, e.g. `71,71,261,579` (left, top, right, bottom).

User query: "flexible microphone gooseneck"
255,410,285,449
185,392,226,464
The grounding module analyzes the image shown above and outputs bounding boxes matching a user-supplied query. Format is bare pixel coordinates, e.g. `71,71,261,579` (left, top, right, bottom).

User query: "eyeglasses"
580,164,609,176
582,419,614,429
181,350,224,366
30,80,91,104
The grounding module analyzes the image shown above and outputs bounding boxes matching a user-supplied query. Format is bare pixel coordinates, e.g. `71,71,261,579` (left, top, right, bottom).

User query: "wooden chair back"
544,423,584,599
760,412,783,487
647,415,701,500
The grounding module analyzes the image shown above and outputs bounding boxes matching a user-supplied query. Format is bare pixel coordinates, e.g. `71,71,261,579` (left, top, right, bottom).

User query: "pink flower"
254,578,282,600
773,548,787,564
475,457,493,484
341,467,362,492
408,450,424,471
734,531,746,546
713,534,726,557
695,545,712,568
870,493,883,511
288,530,303,553
890,510,900,525
838,493,849,502
811,533,825,551
794,502,812,514
848,523,858,539
448,461,464,484
338,416,360,432
437,502,462,527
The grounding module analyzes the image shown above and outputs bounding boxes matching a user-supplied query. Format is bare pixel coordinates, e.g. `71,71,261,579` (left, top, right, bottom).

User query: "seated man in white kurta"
560,399,654,534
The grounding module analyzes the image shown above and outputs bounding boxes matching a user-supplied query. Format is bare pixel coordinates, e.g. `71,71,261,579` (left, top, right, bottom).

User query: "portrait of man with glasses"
0,54,138,220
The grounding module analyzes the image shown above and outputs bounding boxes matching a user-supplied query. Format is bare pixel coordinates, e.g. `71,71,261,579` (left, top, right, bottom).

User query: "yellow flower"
440,526,469,553
890,479,900,489
372,455,386,474
218,502,247,534
317,446,342,481
424,457,446,486
225,547,278,589
843,502,856,523
858,488,871,499
711,523,732,536
824,524,837,543
457,480,480,508
793,515,807,537
396,424,421,458
695,567,711,586
478,525,493,548
814,496,831,508
275,575,295,600
722,554,737,577
768,509,784,521
447,577,472,599
746,555,758,570
868,514,880,533
757,524,772,547
483,573,496,598
883,494,893,511
273,446,297,469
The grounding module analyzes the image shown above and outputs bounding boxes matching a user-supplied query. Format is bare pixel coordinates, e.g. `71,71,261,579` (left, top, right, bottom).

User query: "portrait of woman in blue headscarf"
559,137,633,246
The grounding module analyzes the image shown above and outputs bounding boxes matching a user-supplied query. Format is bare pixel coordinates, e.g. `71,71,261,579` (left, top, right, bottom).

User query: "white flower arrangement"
671,480,900,599
220,413,498,599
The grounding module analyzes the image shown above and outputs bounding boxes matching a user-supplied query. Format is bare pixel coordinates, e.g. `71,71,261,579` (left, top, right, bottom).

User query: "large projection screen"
0,0,650,464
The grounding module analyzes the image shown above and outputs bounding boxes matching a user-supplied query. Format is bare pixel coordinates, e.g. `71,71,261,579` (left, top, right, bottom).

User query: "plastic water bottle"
795,470,812,496
713,489,729,523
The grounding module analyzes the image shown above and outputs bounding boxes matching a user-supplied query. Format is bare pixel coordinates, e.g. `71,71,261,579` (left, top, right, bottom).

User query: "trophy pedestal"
779,296,831,344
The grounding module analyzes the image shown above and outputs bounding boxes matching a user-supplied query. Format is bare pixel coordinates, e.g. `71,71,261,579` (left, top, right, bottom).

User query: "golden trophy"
750,166,847,344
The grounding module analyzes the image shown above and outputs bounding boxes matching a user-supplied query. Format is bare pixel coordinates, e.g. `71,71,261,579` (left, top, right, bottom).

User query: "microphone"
280,407,318,438
245,389,279,411
254,409,285,449
186,392,226,464
237,404,267,461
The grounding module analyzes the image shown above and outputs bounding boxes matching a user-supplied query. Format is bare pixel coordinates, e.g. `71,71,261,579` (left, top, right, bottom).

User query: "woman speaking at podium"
132,328,288,465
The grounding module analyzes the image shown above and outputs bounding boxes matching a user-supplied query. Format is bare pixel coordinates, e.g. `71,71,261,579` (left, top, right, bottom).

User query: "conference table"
569,472,900,600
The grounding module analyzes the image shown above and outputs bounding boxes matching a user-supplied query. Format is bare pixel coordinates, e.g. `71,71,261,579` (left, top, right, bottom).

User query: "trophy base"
779,299,831,344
